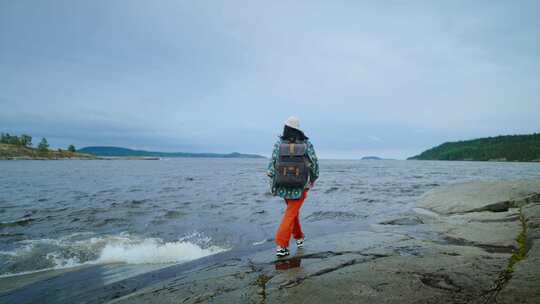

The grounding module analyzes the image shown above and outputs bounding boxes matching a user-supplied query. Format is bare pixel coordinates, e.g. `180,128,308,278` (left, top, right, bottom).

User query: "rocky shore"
108,180,540,304
1,180,538,304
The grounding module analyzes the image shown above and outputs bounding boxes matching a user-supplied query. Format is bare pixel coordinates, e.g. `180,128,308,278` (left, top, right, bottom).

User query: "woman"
267,116,319,257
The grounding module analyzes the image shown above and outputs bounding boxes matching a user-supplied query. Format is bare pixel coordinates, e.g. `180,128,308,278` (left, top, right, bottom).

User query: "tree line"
409,133,540,162
1,132,76,153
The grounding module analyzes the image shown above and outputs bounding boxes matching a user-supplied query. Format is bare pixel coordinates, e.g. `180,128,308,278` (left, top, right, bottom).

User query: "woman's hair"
281,125,308,142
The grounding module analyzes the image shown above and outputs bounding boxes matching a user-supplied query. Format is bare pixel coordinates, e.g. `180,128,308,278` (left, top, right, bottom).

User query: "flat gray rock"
417,180,540,214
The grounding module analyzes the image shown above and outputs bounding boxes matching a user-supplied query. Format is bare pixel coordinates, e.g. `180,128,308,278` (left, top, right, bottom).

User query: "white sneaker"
276,246,290,257
296,238,304,248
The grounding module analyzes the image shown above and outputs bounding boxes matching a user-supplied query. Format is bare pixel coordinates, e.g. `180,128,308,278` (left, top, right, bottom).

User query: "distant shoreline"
77,146,266,159
0,143,266,160
0,156,157,160
0,156,270,161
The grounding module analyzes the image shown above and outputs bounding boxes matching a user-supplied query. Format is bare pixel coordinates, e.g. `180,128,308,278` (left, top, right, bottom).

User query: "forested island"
409,133,540,162
0,133,95,160
78,146,265,158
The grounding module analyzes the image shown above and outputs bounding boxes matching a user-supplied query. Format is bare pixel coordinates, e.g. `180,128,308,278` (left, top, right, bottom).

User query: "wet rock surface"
106,180,540,304
416,180,540,214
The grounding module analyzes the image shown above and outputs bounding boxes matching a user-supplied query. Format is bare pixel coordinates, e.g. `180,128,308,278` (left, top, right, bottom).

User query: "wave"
0,232,228,278
0,217,34,228
96,238,224,264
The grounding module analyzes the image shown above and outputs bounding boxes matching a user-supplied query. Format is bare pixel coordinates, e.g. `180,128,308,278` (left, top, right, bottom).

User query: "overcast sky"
1,1,539,159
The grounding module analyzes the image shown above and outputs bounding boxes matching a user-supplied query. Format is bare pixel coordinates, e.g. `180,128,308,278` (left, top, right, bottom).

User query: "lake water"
1,159,540,277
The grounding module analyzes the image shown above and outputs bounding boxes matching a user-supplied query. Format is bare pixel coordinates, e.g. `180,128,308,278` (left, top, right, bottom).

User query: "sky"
1,1,539,159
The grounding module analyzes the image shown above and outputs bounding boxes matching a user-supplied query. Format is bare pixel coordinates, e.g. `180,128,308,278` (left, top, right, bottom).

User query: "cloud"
368,136,383,143
1,1,539,159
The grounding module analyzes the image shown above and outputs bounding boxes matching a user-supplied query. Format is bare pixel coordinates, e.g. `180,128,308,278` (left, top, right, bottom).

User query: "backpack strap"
279,142,306,157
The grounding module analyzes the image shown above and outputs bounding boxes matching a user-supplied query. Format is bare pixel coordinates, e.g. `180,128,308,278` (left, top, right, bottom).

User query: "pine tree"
38,138,49,153
20,134,32,147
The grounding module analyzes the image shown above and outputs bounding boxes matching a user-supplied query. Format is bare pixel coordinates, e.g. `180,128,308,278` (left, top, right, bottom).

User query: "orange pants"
275,190,308,248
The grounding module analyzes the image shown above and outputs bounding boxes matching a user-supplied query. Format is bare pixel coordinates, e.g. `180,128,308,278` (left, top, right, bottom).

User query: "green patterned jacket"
267,138,319,199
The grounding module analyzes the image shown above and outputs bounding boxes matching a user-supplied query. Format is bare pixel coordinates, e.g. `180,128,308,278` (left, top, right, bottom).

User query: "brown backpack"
274,140,309,188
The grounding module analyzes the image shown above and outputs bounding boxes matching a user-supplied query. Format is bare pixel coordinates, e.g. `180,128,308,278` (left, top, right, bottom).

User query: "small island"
409,133,540,162
0,133,95,160
361,156,383,160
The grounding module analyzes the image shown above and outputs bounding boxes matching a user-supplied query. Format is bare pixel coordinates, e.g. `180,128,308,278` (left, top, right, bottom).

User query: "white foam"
47,252,87,269
96,238,225,264
0,233,228,278
252,239,267,246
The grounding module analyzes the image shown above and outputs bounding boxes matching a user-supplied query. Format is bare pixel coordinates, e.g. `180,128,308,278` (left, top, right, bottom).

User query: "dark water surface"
1,159,540,278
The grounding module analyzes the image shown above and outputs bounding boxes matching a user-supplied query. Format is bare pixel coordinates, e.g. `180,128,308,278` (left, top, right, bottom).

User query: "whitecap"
0,232,228,278
96,237,225,264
